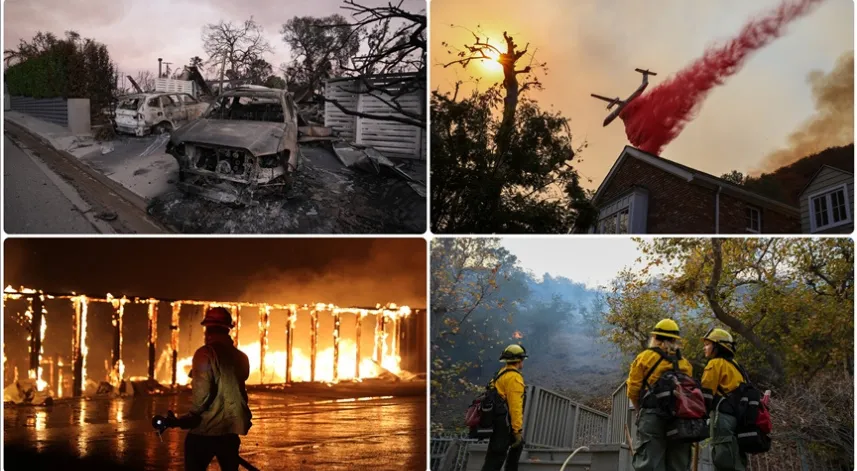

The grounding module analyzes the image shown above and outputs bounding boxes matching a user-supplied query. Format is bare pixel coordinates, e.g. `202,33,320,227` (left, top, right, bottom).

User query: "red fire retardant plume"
619,0,827,155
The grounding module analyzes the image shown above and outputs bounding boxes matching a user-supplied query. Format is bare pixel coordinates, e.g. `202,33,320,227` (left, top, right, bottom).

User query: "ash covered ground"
145,146,426,234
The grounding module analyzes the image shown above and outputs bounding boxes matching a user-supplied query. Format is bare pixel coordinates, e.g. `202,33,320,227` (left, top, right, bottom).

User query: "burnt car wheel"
153,122,173,134
280,173,293,196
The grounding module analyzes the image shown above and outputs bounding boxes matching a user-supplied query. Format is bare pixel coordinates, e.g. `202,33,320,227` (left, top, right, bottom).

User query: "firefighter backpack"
465,369,521,439
722,359,772,454
639,347,709,443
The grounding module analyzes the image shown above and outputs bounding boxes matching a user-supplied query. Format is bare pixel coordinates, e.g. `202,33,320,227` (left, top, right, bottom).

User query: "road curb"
10,135,117,234
3,131,116,234
4,119,173,233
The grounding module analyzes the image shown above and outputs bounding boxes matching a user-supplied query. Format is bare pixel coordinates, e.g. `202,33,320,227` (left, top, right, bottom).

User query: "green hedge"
6,47,71,98
6,38,117,123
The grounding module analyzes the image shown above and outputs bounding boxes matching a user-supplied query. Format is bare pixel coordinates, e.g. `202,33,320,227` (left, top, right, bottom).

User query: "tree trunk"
706,238,787,384
481,36,523,229
218,56,226,94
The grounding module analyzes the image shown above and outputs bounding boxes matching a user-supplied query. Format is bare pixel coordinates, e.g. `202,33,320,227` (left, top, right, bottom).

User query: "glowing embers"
3,286,49,391
72,295,90,395
107,294,128,388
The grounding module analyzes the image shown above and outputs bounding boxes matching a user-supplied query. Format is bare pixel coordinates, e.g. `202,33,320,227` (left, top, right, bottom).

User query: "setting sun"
480,48,503,73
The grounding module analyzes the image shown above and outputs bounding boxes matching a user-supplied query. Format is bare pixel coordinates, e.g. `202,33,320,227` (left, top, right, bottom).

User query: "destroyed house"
580,146,801,234
323,73,425,161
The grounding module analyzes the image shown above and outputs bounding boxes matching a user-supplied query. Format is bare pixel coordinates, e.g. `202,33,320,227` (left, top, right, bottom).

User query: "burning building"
3,286,426,400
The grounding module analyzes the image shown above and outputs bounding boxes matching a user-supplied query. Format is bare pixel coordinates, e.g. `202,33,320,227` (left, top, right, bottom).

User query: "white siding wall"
800,167,854,233
324,81,359,143
324,76,425,160
155,78,194,94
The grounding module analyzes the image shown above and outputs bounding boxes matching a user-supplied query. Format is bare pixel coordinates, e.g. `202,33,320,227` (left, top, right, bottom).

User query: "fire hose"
152,411,260,471
558,446,590,471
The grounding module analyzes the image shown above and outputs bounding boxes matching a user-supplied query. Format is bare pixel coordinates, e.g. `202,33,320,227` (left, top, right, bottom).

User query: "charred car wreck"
115,92,208,136
166,86,300,205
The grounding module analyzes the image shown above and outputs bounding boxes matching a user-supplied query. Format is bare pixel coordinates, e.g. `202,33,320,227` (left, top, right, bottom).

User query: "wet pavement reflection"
4,392,426,470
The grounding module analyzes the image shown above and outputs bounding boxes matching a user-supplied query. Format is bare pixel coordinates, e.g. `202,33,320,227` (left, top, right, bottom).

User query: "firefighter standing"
626,319,693,471
174,307,253,471
481,344,527,471
701,328,748,471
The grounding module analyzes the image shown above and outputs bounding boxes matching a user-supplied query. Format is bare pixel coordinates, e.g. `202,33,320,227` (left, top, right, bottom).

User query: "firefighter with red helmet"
169,307,253,471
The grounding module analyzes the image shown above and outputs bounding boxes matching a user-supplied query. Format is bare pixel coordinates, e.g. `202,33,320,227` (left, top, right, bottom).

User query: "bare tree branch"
705,238,787,383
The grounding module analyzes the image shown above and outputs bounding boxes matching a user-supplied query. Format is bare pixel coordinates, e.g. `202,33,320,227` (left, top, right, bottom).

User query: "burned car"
114,92,208,136
166,86,300,204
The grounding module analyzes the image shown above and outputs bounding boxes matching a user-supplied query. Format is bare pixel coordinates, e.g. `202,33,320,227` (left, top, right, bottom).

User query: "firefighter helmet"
499,344,528,363
201,307,234,328
651,319,681,339
702,327,735,353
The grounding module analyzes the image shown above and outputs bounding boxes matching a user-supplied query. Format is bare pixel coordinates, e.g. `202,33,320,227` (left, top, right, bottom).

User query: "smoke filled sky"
3,238,427,307
500,237,670,289
432,0,853,188
3,0,425,79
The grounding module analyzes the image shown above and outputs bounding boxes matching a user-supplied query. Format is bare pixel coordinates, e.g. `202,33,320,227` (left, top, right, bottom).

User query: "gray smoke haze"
753,50,854,174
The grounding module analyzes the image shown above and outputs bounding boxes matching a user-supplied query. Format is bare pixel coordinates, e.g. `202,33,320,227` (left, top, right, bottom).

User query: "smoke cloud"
238,239,427,308
753,50,854,173
619,0,827,155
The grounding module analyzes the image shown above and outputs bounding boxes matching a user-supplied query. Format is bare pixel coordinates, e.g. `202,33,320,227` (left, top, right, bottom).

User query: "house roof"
593,145,800,215
797,164,854,197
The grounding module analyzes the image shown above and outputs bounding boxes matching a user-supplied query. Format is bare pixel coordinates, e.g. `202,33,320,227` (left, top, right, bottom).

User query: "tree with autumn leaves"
603,238,852,385
602,238,853,464
430,238,528,431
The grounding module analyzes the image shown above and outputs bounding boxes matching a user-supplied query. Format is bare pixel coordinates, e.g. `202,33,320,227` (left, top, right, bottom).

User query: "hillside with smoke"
755,50,854,173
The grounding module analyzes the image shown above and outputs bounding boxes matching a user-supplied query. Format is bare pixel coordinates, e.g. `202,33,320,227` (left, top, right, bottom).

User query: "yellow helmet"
499,344,528,363
702,328,735,353
651,319,681,339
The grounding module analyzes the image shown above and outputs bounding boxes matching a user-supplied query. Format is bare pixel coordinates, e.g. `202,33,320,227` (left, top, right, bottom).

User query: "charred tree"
305,0,426,127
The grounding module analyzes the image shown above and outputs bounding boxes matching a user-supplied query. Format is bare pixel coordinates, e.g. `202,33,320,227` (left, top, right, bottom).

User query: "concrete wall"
67,98,91,134
9,96,92,134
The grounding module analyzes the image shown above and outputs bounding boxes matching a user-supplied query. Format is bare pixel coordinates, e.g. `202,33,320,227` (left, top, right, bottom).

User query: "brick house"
577,146,801,234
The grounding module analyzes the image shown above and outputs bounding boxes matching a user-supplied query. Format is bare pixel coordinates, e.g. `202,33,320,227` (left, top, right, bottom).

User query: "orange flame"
160,305,411,386
166,340,402,386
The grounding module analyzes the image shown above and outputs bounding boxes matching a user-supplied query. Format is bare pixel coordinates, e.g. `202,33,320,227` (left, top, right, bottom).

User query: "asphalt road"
3,124,169,234
3,135,99,233
4,392,426,471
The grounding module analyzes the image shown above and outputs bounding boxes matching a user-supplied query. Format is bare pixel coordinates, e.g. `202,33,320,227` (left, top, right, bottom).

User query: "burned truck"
166,86,300,204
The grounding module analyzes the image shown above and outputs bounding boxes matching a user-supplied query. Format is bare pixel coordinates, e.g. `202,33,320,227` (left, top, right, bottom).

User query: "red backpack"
640,348,709,443
465,369,521,438
640,348,707,420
